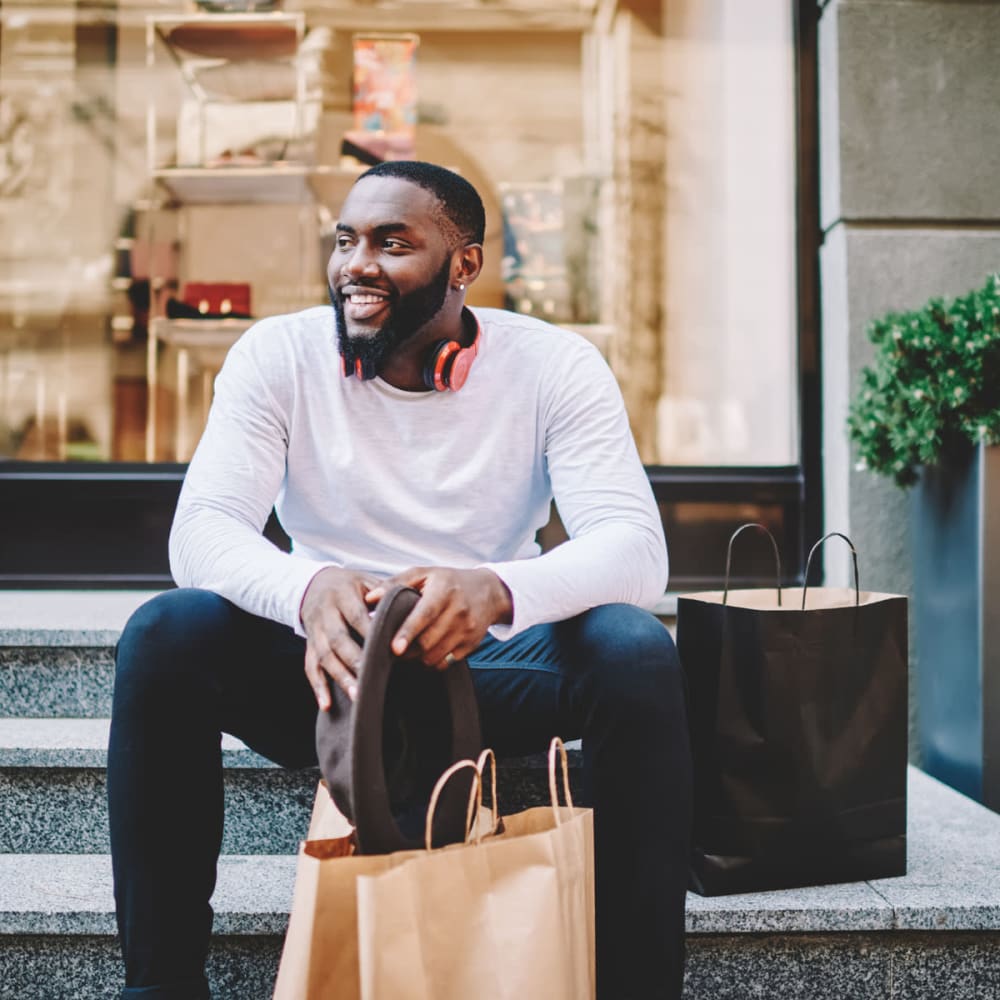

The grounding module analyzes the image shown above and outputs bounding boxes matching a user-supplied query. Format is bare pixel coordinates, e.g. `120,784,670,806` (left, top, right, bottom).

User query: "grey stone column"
818,0,1000,758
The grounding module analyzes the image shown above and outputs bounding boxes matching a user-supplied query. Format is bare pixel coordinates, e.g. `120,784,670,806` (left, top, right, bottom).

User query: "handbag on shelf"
174,281,253,319
676,524,908,895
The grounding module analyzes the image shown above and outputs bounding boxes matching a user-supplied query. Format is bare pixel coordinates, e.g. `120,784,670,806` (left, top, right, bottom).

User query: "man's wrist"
484,569,514,626
299,564,337,630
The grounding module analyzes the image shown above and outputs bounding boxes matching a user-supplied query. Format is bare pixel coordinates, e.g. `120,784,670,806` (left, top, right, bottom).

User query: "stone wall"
819,0,1000,758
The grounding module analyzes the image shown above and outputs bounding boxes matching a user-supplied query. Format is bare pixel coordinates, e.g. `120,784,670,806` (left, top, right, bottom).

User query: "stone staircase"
2,592,1000,999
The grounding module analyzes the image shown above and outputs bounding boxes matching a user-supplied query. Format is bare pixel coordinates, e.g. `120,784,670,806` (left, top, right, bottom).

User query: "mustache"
335,278,394,294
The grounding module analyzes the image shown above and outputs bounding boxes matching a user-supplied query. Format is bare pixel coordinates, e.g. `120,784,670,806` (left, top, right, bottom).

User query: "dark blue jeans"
108,589,692,999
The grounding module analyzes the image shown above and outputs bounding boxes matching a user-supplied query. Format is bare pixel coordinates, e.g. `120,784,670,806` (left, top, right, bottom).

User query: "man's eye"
384,239,407,250
336,236,354,250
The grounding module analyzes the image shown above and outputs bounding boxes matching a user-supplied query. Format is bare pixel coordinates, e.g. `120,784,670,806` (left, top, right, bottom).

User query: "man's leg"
107,589,317,999
468,603,692,1000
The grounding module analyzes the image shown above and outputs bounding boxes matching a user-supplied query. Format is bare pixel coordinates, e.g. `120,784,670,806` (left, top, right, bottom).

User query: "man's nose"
341,242,380,278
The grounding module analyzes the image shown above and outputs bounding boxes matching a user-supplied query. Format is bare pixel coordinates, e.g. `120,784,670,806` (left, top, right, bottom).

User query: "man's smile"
340,285,392,323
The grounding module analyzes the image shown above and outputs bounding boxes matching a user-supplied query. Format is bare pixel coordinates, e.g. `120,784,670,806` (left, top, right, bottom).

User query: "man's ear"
454,244,484,288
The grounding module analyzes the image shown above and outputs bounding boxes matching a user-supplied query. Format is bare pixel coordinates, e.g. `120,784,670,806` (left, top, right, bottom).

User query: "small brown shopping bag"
272,758,520,998
272,782,424,999
357,739,595,1000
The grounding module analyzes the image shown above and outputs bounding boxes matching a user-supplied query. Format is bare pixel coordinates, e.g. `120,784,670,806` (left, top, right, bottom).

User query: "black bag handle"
801,531,860,610
723,523,782,607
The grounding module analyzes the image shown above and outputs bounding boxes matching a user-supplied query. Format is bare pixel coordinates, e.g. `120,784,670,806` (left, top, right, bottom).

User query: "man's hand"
300,566,379,709
366,567,513,669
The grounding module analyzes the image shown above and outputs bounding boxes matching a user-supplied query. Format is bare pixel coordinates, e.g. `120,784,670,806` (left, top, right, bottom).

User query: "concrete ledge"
0,591,157,647
0,589,677,644
0,854,296,937
686,768,1000,935
0,934,284,1000
2,769,998,940
0,719,273,769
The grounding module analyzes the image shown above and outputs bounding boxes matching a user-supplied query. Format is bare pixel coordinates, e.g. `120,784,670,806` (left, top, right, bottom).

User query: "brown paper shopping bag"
272,782,420,999
273,765,501,999
357,740,595,1000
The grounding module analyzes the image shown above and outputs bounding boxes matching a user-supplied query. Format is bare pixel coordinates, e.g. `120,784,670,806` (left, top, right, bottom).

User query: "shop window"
0,0,817,586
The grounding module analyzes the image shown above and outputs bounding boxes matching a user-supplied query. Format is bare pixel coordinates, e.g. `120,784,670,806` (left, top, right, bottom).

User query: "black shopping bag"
676,526,908,895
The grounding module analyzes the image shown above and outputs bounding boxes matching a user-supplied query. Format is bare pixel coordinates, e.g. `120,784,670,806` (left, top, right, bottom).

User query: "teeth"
348,293,383,304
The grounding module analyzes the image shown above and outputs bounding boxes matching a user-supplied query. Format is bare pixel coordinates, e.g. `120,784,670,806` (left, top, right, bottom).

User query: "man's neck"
379,305,470,391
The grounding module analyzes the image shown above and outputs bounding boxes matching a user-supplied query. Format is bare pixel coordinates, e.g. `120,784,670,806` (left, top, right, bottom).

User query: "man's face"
328,176,456,376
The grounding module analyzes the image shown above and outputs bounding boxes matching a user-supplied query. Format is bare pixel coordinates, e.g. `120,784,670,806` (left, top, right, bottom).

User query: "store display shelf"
151,317,254,351
152,165,359,206
299,1,595,33
153,166,312,204
149,12,303,62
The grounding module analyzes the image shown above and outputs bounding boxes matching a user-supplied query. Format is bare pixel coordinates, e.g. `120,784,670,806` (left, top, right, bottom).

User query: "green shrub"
848,273,1000,487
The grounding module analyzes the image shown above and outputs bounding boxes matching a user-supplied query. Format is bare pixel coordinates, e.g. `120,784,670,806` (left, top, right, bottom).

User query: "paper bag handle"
424,760,482,852
476,748,500,832
547,737,575,827
723,523,783,607
801,532,860,610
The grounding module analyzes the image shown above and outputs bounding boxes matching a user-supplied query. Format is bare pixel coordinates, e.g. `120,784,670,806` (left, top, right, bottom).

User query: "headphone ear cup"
423,340,459,391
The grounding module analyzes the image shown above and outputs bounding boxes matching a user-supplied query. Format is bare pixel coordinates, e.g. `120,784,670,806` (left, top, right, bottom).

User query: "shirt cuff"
477,562,529,640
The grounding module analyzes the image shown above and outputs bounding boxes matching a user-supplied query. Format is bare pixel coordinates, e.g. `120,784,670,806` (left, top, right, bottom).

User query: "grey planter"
912,442,1000,811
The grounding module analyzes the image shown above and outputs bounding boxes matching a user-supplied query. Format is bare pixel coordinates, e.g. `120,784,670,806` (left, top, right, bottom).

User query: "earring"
459,283,466,291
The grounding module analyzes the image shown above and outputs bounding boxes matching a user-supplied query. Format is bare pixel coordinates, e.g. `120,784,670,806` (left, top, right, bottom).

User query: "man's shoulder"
474,308,602,361
231,305,332,363
240,305,330,343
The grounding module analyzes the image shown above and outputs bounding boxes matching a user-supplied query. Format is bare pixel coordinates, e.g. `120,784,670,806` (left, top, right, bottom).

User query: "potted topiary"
847,273,1000,810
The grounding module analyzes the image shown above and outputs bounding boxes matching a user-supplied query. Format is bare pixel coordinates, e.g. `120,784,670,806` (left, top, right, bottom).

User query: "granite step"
0,591,148,719
0,717,581,856
0,853,294,1000
0,717,319,855
2,769,999,999
4,594,1000,998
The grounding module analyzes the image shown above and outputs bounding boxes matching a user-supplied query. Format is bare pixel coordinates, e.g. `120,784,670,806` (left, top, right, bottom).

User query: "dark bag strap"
723,523,782,607
801,531,860,610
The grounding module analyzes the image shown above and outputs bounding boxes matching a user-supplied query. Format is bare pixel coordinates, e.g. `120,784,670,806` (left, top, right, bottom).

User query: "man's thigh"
205,598,318,770
467,619,583,758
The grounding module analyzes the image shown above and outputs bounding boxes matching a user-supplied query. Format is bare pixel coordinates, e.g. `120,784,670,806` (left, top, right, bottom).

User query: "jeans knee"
573,605,684,720
114,589,234,701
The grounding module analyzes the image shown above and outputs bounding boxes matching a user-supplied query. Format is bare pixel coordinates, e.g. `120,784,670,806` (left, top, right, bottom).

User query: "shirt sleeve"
478,342,668,638
168,326,330,634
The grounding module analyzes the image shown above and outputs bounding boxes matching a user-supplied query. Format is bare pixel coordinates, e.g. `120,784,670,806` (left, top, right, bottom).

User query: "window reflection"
0,0,799,467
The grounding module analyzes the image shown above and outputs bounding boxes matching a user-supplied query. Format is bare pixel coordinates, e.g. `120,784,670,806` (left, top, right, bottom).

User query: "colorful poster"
349,34,419,162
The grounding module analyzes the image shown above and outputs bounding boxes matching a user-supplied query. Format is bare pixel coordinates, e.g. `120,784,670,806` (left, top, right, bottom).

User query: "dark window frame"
0,0,821,591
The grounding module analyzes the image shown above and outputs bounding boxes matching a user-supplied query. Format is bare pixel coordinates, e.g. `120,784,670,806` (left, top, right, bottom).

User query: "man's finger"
304,645,332,711
409,610,459,662
339,587,375,643
322,613,364,675
367,567,430,604
318,648,359,702
391,588,447,657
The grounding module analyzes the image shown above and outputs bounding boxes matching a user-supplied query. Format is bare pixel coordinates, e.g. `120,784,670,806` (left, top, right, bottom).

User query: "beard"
331,256,452,380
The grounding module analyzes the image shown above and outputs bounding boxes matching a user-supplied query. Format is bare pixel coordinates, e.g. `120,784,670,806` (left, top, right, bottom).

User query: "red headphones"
342,312,481,392
421,317,480,391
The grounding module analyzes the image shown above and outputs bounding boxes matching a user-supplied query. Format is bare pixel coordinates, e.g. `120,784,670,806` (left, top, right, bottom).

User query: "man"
108,160,692,999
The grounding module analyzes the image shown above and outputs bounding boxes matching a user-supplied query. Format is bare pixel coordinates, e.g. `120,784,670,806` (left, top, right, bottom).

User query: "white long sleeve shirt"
169,305,668,638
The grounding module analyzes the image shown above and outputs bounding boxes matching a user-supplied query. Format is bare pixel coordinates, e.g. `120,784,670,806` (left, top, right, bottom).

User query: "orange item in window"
181,282,252,317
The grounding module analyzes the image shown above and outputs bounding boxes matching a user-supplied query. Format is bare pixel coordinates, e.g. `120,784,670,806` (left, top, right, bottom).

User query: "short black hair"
357,160,486,247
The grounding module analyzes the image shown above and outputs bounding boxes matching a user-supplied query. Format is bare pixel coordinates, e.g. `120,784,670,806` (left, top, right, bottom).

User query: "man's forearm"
170,501,328,633
480,521,668,639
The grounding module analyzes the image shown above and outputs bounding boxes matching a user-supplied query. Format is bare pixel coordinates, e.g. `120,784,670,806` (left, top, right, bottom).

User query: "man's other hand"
300,566,379,709
366,567,513,669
